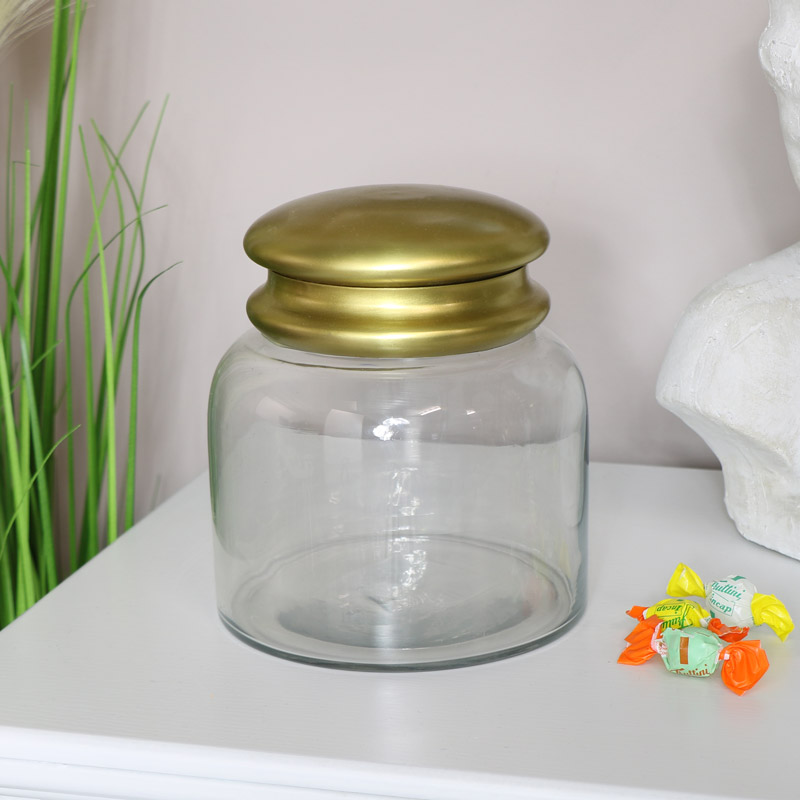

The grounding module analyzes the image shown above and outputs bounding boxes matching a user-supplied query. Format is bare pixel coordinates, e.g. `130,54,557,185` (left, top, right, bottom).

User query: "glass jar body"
208,327,587,670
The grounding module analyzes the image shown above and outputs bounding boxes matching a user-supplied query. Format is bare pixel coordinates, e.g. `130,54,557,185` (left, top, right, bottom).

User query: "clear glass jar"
208,185,588,670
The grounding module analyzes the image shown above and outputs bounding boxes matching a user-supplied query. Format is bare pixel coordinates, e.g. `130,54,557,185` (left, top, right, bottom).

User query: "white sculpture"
656,0,800,560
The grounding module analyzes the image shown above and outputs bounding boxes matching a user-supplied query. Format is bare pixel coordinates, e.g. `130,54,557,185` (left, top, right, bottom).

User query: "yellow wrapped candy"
631,598,708,629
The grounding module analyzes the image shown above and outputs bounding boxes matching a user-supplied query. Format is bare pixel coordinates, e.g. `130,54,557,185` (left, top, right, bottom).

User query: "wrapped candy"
618,617,769,695
627,598,707,628
618,614,664,665
658,627,769,695
667,563,794,642
626,598,747,642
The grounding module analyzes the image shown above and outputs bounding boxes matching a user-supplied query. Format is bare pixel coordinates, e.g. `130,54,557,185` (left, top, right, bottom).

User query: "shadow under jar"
208,184,588,670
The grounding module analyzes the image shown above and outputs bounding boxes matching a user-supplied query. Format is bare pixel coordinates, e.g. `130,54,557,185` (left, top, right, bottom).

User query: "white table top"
0,462,797,800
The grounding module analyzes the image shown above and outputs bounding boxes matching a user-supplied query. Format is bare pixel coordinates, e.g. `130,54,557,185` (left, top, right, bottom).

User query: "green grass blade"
0,426,77,566
138,96,168,208
63,274,78,571
0,289,25,588
0,556,14,628
79,127,118,546
89,104,150,323
124,261,179,529
2,340,61,400
4,86,14,314
40,0,85,459
0,297,35,614
79,255,97,561
15,145,33,607
31,0,70,396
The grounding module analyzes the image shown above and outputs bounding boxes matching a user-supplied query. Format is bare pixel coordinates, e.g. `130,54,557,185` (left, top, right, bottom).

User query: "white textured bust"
656,0,800,559
760,0,800,186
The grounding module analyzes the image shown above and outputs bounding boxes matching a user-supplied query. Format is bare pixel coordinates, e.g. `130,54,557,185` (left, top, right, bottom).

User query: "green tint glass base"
218,534,584,671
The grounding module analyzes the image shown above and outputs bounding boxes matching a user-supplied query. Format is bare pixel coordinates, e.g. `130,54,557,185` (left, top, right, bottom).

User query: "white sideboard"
0,462,797,800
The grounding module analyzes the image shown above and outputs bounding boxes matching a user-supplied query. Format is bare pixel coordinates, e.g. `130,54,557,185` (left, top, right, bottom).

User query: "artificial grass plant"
0,0,176,626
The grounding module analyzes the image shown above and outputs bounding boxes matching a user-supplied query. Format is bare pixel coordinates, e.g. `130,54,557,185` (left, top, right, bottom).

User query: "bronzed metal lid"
244,184,551,357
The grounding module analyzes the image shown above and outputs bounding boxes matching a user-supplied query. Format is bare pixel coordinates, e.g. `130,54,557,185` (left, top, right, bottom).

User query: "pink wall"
5,0,796,516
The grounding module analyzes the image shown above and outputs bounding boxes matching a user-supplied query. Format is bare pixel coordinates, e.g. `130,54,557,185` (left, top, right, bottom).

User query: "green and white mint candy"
706,576,757,628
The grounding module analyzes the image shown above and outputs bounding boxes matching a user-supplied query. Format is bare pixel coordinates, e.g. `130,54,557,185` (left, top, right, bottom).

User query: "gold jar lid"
244,184,551,357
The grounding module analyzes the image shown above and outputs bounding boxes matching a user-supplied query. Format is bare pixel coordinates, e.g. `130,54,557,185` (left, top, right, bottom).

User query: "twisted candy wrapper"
626,598,747,642
658,627,769,695
619,619,769,695
667,563,793,642
618,615,663,666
